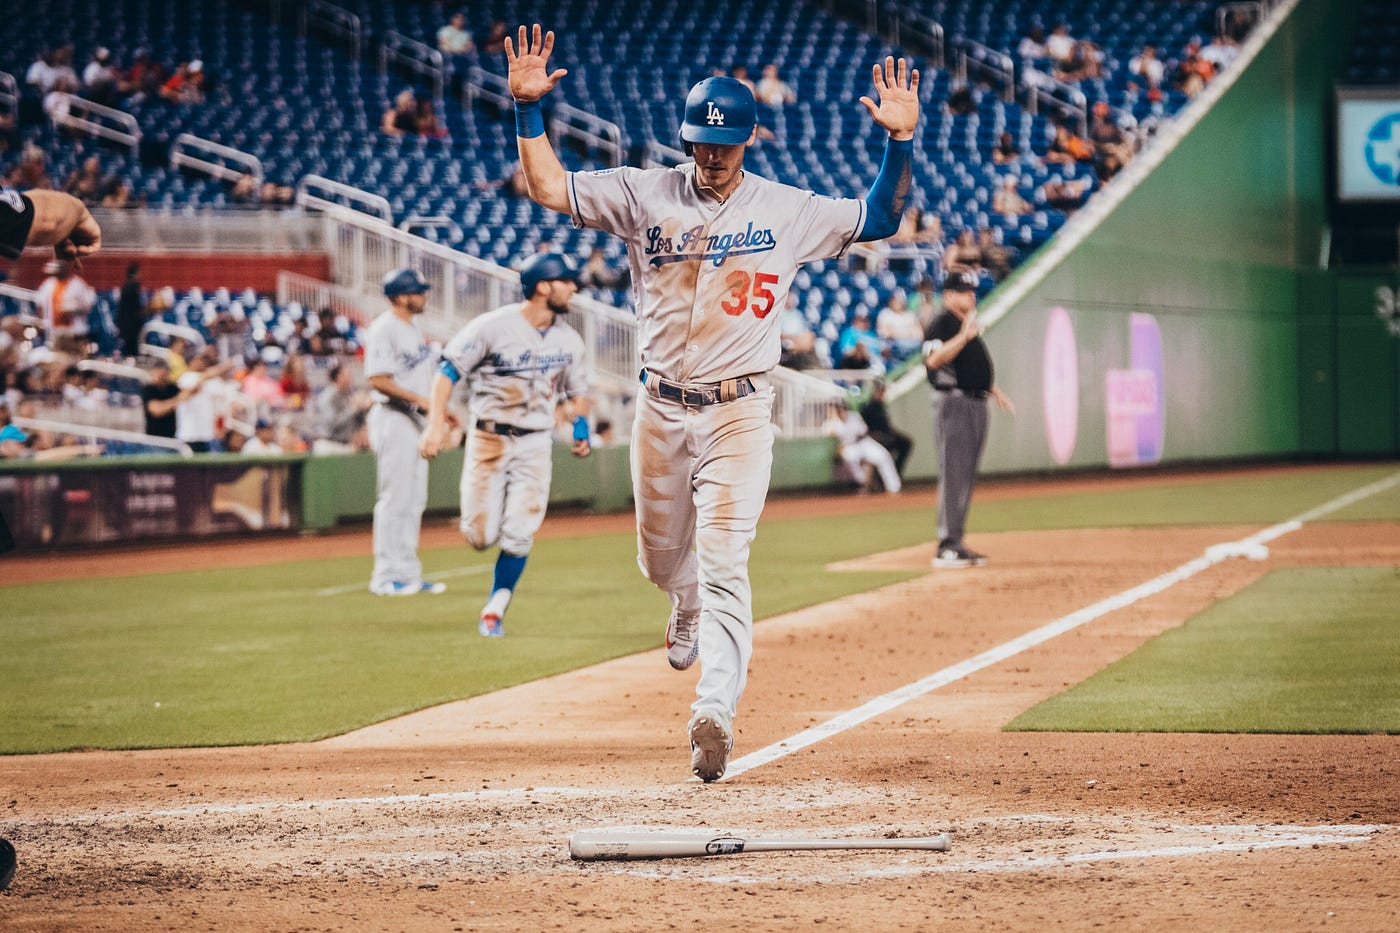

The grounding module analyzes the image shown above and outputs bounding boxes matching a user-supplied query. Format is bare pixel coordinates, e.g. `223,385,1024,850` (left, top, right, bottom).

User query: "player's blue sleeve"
437,359,462,384
856,136,914,242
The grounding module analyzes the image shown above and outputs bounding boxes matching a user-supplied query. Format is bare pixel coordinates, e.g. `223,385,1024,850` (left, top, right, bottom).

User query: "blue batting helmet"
519,252,580,299
382,267,430,298
679,76,758,148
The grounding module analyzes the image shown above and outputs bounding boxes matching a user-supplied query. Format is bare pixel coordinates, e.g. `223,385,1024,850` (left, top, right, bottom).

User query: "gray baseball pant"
932,390,989,548
368,404,429,589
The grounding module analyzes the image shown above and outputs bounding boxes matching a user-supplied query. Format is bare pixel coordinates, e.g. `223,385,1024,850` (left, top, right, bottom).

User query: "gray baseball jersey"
363,308,437,592
363,311,437,403
440,303,589,432
568,163,864,382
567,161,867,728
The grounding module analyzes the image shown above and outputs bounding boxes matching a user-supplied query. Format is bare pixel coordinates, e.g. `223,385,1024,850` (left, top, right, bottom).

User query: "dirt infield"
2,468,1398,931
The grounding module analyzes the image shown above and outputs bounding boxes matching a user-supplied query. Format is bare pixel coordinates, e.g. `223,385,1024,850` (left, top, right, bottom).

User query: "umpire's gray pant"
368,404,429,589
932,390,989,548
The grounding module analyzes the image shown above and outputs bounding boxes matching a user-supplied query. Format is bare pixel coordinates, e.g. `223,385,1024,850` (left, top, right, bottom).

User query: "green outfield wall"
881,0,1395,479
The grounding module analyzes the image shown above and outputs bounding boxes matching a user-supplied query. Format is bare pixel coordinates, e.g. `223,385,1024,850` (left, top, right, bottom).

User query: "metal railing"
89,206,321,251
46,93,141,155
770,369,850,437
397,215,462,243
550,103,625,166
170,133,264,185
276,270,379,327
955,38,1015,102
0,282,39,317
464,65,513,111
13,416,193,458
139,320,206,354
296,174,394,224
643,141,688,168
854,0,946,67
76,359,150,383
1024,73,1088,136
301,0,362,60
381,31,445,101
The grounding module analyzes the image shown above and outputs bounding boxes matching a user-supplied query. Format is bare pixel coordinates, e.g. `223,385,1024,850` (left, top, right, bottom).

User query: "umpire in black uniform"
922,268,1013,568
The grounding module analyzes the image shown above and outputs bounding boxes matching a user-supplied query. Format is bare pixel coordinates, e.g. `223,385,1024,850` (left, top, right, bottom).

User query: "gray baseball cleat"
666,607,701,670
688,708,733,783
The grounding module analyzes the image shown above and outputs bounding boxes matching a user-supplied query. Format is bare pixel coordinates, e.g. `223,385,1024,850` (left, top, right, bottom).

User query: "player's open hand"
505,24,568,102
859,56,920,141
419,423,448,460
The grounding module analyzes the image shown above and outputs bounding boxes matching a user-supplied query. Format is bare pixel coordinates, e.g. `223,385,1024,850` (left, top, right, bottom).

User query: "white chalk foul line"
724,470,1400,780
315,563,491,597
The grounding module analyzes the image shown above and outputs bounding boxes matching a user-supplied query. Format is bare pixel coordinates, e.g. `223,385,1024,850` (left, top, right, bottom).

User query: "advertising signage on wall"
1335,86,1400,203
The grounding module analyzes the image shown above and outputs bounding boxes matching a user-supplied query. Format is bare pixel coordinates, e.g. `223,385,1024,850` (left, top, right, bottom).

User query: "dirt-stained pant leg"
460,428,508,550
632,392,701,616
498,431,553,555
690,390,775,720
369,405,428,587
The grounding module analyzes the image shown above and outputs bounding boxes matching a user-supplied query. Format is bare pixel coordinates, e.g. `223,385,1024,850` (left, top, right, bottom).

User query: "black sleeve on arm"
0,190,35,260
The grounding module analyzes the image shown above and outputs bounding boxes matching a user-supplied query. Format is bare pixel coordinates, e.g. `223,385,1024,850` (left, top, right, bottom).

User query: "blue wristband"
572,415,589,442
515,99,545,139
437,359,462,384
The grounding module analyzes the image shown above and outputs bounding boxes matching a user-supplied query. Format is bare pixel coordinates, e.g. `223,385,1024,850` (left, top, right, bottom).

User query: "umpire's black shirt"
924,310,994,393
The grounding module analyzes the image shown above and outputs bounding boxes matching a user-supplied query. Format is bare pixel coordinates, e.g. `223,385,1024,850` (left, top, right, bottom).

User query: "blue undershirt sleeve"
856,136,914,243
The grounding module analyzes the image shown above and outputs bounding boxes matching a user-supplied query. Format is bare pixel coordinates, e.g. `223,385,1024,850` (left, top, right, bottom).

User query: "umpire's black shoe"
933,545,988,568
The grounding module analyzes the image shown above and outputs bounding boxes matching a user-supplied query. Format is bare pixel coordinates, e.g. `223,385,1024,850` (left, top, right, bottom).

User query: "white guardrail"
300,197,842,438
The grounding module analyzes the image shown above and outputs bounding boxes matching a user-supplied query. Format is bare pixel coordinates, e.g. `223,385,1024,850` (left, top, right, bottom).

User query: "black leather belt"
935,387,989,399
476,419,542,437
639,368,756,406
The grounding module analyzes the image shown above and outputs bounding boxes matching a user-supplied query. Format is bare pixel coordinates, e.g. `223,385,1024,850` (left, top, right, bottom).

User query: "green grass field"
3,463,1398,754
1007,567,1400,733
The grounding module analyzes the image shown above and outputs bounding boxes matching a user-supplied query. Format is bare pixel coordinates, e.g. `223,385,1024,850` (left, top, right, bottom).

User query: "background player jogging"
418,252,592,637
506,23,920,782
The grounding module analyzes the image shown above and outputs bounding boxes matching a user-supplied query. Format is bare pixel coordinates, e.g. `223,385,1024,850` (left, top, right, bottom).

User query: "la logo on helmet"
706,101,725,125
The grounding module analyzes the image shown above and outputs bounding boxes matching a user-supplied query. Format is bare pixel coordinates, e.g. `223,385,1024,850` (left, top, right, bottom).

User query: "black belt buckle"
682,385,717,406
477,418,534,436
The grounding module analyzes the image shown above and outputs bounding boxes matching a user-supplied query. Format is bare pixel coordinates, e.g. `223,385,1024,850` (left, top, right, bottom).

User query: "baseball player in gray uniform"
365,268,451,596
418,252,592,637
507,24,920,781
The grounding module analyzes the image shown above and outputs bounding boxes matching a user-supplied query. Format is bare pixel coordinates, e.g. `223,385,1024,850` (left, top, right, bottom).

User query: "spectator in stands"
118,48,166,104
992,175,1032,217
1129,45,1165,93
859,379,913,481
945,83,976,116
259,180,296,205
306,308,347,357
1039,174,1092,212
62,156,116,206
1056,40,1104,82
578,246,628,290
1201,33,1240,71
992,131,1022,165
240,356,285,410
875,290,925,361
8,143,52,190
437,11,476,55
1045,23,1076,66
222,424,248,453
1017,25,1047,61
823,401,901,495
43,74,82,132
481,20,510,55
943,229,983,275
276,416,309,453
27,46,78,96
381,89,418,136
755,64,796,107
837,309,884,371
82,47,120,107
176,349,238,453
141,360,181,438
278,352,312,410
779,295,821,371
414,96,446,138
1045,123,1094,166
0,402,28,459
978,228,1014,282
312,363,370,454
1173,38,1216,98
166,336,190,380
241,418,282,455
729,65,757,96
115,263,145,359
161,60,207,104
908,275,941,327
1088,102,1134,181
228,173,258,204
35,259,96,354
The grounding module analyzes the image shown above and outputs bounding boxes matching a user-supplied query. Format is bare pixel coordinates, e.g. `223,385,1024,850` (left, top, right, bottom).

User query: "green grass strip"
4,463,1396,753
1007,567,1400,734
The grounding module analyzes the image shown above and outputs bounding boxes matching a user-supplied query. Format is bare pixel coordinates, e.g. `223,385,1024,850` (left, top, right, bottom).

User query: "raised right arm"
506,24,571,214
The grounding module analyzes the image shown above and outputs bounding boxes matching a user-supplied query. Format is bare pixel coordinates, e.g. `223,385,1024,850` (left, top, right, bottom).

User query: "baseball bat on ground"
568,829,952,861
